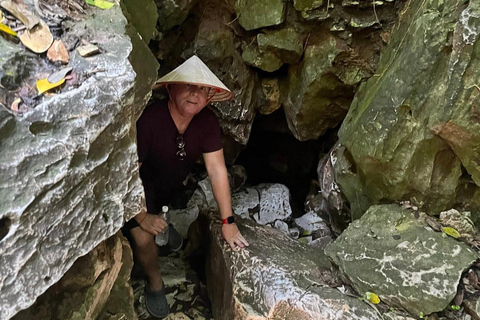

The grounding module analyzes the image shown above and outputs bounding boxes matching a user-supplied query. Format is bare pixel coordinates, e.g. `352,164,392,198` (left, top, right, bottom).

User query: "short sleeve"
136,109,153,163
201,109,223,153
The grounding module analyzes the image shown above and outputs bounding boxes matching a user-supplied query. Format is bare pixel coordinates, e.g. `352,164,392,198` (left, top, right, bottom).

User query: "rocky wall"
152,0,406,161
335,0,480,217
0,1,158,318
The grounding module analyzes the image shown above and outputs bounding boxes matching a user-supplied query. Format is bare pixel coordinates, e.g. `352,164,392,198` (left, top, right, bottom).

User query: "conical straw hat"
154,55,233,102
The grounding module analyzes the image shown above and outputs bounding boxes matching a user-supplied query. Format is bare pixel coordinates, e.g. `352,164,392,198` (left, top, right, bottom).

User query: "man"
123,55,249,318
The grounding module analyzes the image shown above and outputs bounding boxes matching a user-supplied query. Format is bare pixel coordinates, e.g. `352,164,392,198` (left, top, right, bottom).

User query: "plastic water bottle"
155,206,169,246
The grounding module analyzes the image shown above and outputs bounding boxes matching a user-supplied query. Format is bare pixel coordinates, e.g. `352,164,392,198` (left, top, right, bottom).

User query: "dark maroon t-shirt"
137,99,222,213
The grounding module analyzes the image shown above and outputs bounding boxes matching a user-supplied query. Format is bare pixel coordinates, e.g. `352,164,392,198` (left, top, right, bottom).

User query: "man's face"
169,84,210,117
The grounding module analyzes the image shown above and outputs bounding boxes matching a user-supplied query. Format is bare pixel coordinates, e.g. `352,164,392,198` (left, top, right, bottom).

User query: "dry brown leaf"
10,97,21,111
0,0,40,30
19,19,53,53
77,43,99,57
47,39,69,64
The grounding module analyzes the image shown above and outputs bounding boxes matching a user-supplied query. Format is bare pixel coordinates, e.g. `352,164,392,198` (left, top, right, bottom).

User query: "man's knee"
130,227,155,250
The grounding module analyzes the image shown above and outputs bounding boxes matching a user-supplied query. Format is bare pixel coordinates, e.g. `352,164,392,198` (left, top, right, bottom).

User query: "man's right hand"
139,213,168,236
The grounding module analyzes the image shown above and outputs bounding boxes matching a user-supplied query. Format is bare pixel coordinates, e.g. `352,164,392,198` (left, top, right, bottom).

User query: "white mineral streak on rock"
460,5,480,45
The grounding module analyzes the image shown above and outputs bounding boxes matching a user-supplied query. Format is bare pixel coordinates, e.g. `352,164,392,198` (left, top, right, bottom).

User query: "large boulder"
336,0,480,216
0,3,158,319
203,211,384,319
325,204,478,316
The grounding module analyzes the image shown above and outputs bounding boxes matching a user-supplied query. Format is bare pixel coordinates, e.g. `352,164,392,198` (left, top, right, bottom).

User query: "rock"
336,0,480,216
189,7,257,147
253,183,292,225
170,206,200,240
122,0,158,43
241,42,284,72
204,212,383,319
12,232,136,320
294,210,330,235
439,209,477,240
155,0,198,33
316,146,352,233
0,4,158,319
464,296,480,320
289,227,300,239
382,313,417,320
325,204,479,316
235,0,286,31
283,37,353,141
227,165,247,192
257,28,304,65
273,220,289,235
293,0,324,15
257,78,282,115
231,187,259,219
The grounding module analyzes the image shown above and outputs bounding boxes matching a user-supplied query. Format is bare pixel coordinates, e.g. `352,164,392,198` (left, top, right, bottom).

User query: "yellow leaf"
366,292,380,304
0,22,16,36
36,78,65,94
0,10,4,23
443,227,460,239
85,0,115,9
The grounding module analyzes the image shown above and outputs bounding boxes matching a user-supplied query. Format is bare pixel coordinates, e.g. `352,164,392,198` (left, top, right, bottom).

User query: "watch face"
227,216,235,224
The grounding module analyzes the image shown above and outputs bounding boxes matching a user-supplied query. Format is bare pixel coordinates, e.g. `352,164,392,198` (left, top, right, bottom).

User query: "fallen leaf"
0,22,16,36
36,77,65,94
365,292,380,304
443,227,460,239
10,97,20,111
19,19,53,53
0,10,4,23
84,0,115,10
0,0,40,30
48,67,73,83
77,43,99,57
47,39,69,64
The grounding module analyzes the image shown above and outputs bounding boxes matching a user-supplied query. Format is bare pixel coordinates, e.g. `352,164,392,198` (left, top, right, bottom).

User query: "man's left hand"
222,224,249,251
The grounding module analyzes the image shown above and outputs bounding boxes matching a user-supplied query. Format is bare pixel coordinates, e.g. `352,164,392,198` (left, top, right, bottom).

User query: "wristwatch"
222,216,235,224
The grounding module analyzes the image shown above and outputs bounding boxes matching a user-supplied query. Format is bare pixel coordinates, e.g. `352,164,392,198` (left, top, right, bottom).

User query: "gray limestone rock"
205,212,383,319
170,206,200,240
0,5,157,319
325,204,479,316
253,183,292,225
231,187,259,220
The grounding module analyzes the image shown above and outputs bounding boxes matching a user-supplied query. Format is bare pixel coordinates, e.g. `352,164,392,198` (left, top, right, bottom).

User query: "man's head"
153,55,233,103
167,83,212,117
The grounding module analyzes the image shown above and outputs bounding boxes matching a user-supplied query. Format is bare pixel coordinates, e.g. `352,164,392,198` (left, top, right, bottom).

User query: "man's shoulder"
139,99,168,123
197,106,218,120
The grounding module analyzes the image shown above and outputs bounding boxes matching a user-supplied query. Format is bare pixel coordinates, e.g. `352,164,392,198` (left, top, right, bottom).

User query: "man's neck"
168,100,192,134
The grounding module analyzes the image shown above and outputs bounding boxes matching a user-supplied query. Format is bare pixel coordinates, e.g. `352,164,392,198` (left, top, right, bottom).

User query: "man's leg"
130,227,163,291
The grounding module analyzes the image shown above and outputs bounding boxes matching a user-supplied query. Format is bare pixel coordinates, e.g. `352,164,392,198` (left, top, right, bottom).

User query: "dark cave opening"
234,107,339,218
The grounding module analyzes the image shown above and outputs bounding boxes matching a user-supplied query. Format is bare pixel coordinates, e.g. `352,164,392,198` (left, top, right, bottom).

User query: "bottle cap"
162,206,169,212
